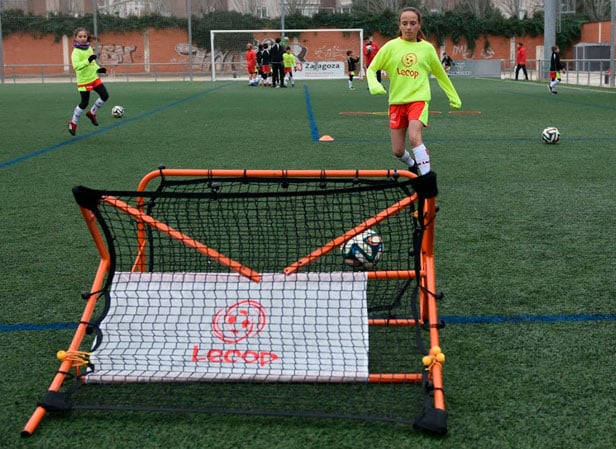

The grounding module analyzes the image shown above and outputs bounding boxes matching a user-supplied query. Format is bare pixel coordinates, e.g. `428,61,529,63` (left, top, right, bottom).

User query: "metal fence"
2,59,614,87
501,58,614,87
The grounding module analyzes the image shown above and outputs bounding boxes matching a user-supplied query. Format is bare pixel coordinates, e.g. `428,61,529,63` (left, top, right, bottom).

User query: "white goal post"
210,28,364,81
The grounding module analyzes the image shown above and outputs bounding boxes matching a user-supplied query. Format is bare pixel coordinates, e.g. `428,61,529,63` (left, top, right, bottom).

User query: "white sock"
72,106,84,124
90,98,105,115
412,144,430,175
397,150,415,167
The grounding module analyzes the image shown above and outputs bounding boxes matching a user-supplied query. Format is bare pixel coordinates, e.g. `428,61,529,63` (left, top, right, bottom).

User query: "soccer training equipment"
542,127,560,144
341,229,384,269
23,168,448,437
111,105,124,118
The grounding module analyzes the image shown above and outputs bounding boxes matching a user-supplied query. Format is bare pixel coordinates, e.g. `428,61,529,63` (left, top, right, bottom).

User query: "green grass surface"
1,78,615,448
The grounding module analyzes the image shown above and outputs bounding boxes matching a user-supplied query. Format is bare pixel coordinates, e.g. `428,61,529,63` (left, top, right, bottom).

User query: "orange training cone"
319,135,334,141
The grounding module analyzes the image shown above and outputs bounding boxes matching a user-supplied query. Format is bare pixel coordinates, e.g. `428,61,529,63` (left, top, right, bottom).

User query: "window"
256,6,268,18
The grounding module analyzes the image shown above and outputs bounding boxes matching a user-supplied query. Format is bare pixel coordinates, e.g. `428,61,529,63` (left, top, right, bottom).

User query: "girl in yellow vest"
67,27,110,136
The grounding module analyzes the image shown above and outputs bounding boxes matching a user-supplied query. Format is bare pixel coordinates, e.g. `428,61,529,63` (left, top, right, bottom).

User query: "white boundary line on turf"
476,77,616,95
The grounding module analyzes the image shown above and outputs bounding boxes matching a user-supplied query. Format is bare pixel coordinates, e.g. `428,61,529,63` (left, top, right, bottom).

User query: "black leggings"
78,83,109,109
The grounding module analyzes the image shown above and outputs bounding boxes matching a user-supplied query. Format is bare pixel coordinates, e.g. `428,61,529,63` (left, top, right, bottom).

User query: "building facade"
3,0,545,18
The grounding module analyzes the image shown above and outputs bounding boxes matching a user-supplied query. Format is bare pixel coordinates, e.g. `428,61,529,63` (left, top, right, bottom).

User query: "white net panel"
88,271,369,383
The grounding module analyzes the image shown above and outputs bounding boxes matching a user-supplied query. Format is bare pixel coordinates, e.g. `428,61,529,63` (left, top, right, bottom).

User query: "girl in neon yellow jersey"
367,7,461,176
67,27,109,136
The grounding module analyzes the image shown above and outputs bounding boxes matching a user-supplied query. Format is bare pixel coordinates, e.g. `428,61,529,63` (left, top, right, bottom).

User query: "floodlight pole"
544,0,557,78
187,0,193,81
92,0,99,55
610,0,615,87
0,1,4,84
281,0,285,37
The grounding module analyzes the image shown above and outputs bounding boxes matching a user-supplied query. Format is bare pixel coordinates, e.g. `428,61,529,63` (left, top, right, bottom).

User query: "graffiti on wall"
98,43,137,65
310,45,346,60
84,36,340,74
174,43,240,72
451,44,495,60
175,38,310,73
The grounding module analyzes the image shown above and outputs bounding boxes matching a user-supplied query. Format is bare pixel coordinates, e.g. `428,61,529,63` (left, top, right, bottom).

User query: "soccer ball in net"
341,229,384,269
111,105,125,118
541,127,560,144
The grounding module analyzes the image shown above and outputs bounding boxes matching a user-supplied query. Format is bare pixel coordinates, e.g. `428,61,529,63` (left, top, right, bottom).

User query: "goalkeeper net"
23,168,448,436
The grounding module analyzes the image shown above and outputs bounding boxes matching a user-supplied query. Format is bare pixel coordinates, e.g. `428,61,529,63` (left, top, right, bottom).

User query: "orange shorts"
284,67,293,75
77,77,103,92
388,102,428,129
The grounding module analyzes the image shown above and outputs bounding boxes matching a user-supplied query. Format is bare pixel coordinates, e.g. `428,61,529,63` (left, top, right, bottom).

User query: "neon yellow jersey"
367,38,460,108
283,52,296,69
71,46,100,86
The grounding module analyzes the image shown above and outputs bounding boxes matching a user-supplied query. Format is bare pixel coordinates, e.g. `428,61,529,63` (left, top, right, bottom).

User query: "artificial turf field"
1,77,615,449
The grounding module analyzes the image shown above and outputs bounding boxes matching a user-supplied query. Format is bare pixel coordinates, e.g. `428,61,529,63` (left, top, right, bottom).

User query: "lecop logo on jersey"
398,52,420,78
192,299,280,368
401,52,418,67
397,67,420,78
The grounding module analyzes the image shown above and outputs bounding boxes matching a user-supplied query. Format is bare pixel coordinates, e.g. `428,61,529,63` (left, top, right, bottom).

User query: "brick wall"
3,23,610,76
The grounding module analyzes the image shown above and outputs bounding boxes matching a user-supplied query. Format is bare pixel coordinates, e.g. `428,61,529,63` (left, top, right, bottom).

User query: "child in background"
441,52,454,75
67,27,109,136
256,44,264,86
346,50,360,90
282,46,296,87
245,43,258,86
260,43,272,87
548,45,564,94
363,39,381,83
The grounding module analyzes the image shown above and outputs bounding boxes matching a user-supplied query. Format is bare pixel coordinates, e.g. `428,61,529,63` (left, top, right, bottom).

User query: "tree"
454,0,500,18
352,0,420,15
581,0,611,20
499,0,529,18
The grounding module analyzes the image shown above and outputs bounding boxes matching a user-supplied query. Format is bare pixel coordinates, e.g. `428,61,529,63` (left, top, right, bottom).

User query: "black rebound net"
23,168,448,437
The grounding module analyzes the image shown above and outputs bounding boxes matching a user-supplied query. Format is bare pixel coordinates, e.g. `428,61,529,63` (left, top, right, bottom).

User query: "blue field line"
2,313,614,333
303,84,320,141
0,83,230,170
441,313,616,325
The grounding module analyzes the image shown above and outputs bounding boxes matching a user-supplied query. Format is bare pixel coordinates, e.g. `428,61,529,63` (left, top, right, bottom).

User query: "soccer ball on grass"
541,126,560,144
341,229,384,269
111,105,125,118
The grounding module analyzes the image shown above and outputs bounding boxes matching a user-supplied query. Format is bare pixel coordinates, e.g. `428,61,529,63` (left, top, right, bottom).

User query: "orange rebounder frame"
22,168,447,437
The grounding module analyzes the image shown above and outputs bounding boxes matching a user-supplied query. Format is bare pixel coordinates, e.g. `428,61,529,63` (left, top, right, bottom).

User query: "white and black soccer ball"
111,105,125,118
341,229,384,269
541,126,560,144
366,45,373,53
